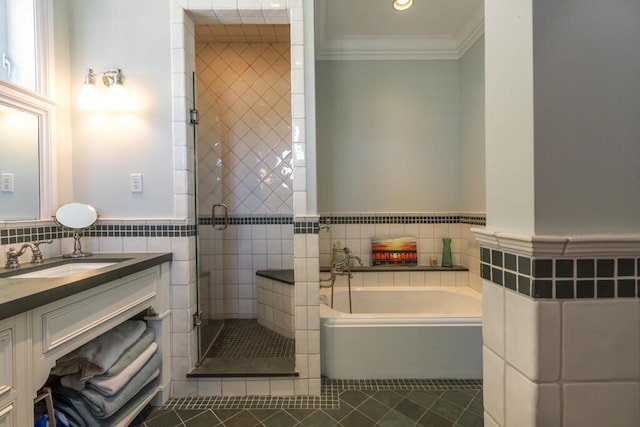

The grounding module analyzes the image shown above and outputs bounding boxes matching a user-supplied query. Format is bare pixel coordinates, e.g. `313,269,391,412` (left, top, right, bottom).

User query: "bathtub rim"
320,285,483,323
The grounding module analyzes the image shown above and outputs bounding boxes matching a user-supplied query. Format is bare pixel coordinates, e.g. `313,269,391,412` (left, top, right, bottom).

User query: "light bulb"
393,0,413,11
78,82,105,111
108,83,131,112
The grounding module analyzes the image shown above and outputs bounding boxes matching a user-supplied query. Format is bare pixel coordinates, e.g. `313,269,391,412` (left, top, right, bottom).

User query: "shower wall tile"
197,379,222,395
246,379,271,395
196,41,292,216
505,365,539,427
504,292,561,382
483,346,505,426
563,382,640,427
563,300,640,380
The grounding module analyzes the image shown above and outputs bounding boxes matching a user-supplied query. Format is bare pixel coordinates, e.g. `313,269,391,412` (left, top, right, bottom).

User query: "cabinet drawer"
37,268,158,354
0,328,13,400
0,402,15,427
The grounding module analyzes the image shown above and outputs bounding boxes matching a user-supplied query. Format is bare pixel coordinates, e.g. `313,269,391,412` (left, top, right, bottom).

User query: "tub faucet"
349,253,364,266
4,240,53,268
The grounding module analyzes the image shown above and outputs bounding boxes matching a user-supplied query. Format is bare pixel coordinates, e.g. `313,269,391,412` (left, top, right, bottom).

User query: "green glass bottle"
442,238,453,268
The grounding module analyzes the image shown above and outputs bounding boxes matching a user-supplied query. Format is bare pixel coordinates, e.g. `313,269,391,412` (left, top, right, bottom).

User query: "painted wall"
485,0,535,234
53,0,74,207
459,37,485,212
66,0,174,219
316,59,462,213
533,0,640,234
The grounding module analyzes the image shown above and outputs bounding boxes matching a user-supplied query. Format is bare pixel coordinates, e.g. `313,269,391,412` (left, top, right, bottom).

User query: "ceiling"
195,24,290,44
315,0,484,60
191,0,484,59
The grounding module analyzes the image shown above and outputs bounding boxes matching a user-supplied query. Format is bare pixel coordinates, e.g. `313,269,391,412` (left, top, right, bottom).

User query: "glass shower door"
193,73,225,363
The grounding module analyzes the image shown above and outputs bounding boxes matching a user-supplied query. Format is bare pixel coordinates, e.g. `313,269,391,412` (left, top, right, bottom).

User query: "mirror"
54,203,98,258
0,103,40,220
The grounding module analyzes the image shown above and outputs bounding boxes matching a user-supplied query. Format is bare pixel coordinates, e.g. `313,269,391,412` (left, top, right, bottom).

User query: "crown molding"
455,3,485,57
315,1,484,61
472,228,640,257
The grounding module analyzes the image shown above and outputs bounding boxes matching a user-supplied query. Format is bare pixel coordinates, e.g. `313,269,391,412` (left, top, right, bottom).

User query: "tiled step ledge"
256,265,468,285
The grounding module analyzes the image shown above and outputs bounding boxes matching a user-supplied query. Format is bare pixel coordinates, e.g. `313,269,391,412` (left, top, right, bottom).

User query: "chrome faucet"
332,246,363,273
320,245,364,313
4,240,53,268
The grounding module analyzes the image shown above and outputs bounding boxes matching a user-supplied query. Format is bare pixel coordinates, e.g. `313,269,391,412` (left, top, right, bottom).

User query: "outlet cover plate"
130,173,143,193
1,173,14,192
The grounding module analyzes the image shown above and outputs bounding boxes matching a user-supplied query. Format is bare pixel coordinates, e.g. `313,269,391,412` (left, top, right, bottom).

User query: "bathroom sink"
10,262,118,279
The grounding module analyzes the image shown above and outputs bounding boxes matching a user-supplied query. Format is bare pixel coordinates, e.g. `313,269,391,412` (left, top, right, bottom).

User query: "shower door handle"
212,203,229,230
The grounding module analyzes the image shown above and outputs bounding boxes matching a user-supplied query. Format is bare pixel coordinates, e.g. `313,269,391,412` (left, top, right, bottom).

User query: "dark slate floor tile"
376,409,416,427
405,390,440,409
261,410,299,427
355,397,390,422
213,410,245,422
285,409,316,421
322,401,355,423
393,398,427,421
370,390,404,408
221,411,261,427
430,399,465,422
340,390,369,407
176,409,210,422
339,410,376,427
417,410,454,427
183,411,222,427
455,410,484,427
295,410,340,427
441,390,474,408
250,409,281,421
145,410,184,427
467,397,484,416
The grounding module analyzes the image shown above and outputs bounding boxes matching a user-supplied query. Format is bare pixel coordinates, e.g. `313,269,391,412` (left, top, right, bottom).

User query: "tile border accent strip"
320,214,486,226
0,223,197,245
158,378,482,410
199,215,294,226
480,246,640,300
1,213,487,243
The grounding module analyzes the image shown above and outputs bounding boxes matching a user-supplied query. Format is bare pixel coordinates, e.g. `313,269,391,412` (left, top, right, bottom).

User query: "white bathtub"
320,286,483,379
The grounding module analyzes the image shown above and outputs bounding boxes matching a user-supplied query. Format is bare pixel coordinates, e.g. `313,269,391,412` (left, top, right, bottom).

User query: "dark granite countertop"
256,269,294,285
320,265,468,272
0,252,172,321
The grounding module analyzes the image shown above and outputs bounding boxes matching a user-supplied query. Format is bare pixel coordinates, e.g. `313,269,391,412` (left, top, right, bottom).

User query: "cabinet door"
0,314,27,427
0,402,15,427
0,327,14,400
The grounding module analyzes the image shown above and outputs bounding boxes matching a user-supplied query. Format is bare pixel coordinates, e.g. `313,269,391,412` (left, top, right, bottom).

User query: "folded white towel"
51,320,147,379
86,342,158,396
59,327,156,391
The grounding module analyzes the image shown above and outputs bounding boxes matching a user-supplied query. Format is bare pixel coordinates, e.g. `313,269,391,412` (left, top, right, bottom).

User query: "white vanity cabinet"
0,255,172,427
0,313,29,427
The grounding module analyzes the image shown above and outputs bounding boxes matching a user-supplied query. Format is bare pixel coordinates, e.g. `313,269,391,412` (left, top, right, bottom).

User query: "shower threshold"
188,319,297,378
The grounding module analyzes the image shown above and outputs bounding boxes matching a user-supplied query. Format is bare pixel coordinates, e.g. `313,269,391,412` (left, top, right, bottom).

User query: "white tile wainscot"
256,271,295,338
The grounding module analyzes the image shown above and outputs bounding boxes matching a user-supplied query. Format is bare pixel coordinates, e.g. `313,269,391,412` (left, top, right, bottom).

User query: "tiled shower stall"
195,33,295,320
170,0,321,396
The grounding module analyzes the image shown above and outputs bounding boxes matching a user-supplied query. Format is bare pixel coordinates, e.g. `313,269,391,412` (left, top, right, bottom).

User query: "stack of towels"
50,320,160,427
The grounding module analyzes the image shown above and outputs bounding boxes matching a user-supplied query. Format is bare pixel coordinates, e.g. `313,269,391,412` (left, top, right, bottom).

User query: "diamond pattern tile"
196,41,292,216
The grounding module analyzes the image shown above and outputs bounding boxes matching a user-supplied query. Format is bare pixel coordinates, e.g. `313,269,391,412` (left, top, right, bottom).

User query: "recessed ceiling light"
393,0,413,11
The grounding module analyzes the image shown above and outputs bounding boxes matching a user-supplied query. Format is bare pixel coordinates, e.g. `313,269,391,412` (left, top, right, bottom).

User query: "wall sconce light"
393,0,413,11
78,68,132,112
